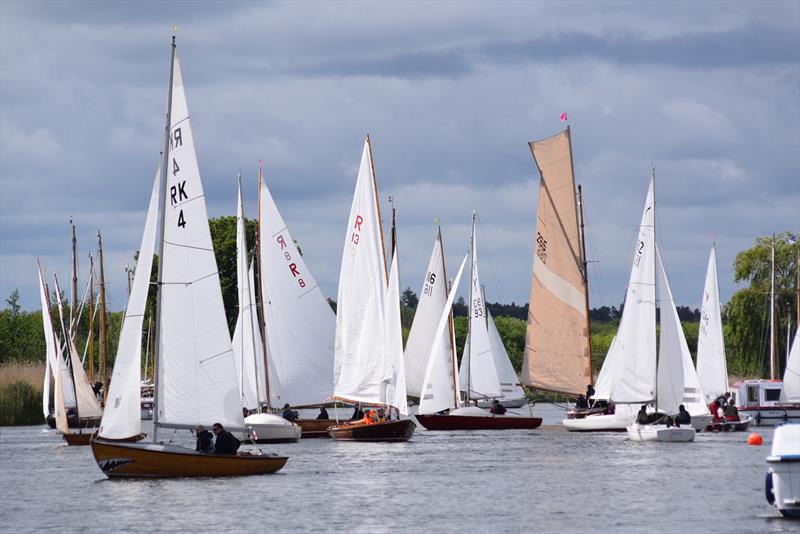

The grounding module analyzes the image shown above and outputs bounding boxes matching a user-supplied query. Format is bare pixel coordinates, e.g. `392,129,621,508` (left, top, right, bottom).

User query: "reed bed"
0,362,46,426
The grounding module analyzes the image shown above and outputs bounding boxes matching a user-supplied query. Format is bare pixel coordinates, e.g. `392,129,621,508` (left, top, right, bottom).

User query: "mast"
770,235,777,380
256,162,272,410
70,217,78,344
97,231,108,404
241,171,265,411
467,210,477,402
53,274,81,420
652,165,658,410
152,34,176,443
366,134,389,280
144,309,152,383
88,254,95,382
577,185,593,385
438,223,460,409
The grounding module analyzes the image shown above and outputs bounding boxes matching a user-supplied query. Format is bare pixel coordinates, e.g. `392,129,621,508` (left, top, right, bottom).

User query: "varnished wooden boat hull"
296,419,339,438
90,440,288,478
706,416,753,432
328,419,415,441
415,414,543,431
63,431,146,446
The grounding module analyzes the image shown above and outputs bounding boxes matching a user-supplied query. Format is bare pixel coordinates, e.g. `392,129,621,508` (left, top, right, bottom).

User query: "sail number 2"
170,127,187,229
276,234,305,288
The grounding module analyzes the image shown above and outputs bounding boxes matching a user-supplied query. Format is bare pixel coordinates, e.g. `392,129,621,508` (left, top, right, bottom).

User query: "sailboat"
255,164,337,438
327,136,415,442
696,244,752,431
415,213,542,431
90,35,287,477
736,236,800,425
232,174,301,443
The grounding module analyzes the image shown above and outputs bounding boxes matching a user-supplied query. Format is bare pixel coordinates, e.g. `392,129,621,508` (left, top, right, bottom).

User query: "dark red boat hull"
415,414,543,431
328,419,415,441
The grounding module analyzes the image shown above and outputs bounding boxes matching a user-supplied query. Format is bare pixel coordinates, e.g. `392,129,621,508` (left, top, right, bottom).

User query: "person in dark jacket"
351,403,364,420
211,423,240,455
586,384,596,407
282,403,299,422
195,425,213,453
317,406,329,419
675,404,691,426
490,399,507,415
636,405,649,425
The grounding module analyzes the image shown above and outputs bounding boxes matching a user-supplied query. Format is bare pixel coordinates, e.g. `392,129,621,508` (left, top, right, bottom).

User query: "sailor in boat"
575,394,589,410
376,408,387,423
351,403,364,420
211,423,241,455
637,405,649,425
675,405,691,427
490,399,507,415
195,425,213,453
586,385,596,407
282,403,299,422
316,407,329,420
723,401,740,422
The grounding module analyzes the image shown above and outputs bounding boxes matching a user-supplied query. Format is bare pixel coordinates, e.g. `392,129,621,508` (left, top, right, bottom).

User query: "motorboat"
766,423,800,517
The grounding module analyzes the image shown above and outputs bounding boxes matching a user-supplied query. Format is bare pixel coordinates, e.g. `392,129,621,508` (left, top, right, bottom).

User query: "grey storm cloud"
1,0,798,313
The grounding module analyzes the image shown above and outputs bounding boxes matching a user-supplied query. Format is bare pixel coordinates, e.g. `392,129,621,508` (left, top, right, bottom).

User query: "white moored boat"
766,423,800,517
245,413,301,443
627,422,695,442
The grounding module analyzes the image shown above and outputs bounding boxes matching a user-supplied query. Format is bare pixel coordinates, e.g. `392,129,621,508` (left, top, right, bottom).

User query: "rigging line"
159,271,221,286
475,216,503,303
162,239,214,252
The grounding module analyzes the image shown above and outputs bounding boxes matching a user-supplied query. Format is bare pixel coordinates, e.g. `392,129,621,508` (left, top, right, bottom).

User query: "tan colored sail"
521,127,591,395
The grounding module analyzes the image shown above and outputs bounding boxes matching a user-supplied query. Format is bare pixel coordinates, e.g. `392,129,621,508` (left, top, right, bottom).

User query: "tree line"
1,222,796,383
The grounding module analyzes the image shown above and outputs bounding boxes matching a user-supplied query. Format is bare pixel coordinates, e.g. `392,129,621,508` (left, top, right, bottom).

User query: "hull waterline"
416,413,542,431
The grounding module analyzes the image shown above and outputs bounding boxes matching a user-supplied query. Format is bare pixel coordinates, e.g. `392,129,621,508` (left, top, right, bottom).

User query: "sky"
1,0,798,314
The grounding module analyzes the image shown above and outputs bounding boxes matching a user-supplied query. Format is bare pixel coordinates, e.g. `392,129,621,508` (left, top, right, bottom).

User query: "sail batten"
522,128,590,396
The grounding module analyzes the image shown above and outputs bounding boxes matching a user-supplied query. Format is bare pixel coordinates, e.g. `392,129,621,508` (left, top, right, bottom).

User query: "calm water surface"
1,404,797,533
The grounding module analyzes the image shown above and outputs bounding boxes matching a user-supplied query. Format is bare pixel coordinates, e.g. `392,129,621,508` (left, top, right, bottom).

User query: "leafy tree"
724,232,798,377
208,216,257,332
401,287,418,310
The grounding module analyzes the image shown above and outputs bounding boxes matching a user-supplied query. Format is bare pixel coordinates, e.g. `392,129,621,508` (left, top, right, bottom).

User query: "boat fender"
765,470,775,505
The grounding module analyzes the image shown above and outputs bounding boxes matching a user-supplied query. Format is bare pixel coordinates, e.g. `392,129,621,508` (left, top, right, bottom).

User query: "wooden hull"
63,432,146,446
90,440,288,478
296,419,338,438
328,419,415,442
416,414,542,431
705,416,753,432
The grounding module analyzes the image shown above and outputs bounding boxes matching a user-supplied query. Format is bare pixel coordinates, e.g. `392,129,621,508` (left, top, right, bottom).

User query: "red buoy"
747,432,763,446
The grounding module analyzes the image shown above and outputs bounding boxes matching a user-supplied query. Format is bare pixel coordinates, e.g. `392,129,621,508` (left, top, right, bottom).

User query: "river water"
0,404,796,533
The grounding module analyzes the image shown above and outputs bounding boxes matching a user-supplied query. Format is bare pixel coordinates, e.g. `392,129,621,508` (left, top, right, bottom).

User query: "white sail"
157,53,242,430
54,353,69,433
404,230,452,398
459,217,502,400
53,278,103,419
99,166,160,439
593,176,656,403
655,247,686,415
695,244,728,402
419,254,468,414
783,329,800,402
333,138,388,405
42,356,50,419
381,250,408,414
60,345,76,409
37,263,58,419
487,310,526,402
232,179,266,410
259,177,335,406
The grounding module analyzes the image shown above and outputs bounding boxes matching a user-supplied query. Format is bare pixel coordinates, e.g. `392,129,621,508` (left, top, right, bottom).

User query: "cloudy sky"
1,1,798,314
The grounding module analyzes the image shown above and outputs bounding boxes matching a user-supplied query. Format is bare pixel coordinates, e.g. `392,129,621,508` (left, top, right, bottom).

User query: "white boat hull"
244,413,301,443
627,423,695,442
766,424,800,518
563,413,630,432
739,406,800,426
689,414,713,431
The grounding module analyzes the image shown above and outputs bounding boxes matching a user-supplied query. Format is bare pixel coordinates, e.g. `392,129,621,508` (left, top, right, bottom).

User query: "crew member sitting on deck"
351,403,364,420
490,399,507,415
282,403,299,422
211,423,241,455
376,408,387,423
636,405,649,425
675,404,691,426
195,425,213,453
586,384,596,407
575,394,588,409
317,406,329,420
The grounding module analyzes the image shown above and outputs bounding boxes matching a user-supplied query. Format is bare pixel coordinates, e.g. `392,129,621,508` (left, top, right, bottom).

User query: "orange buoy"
747,432,763,446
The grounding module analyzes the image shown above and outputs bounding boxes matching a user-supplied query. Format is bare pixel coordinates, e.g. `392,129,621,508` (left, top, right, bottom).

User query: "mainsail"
487,310,526,402
655,247,686,415
418,254,468,415
98,165,160,439
37,263,59,419
593,175,656,404
404,229,453,399
381,249,408,414
259,173,335,407
783,329,800,402
458,213,502,400
333,137,390,406
156,51,242,430
232,178,266,410
522,127,591,396
695,244,728,402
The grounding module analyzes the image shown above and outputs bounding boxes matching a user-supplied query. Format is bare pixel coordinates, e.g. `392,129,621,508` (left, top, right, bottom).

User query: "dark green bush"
0,381,43,426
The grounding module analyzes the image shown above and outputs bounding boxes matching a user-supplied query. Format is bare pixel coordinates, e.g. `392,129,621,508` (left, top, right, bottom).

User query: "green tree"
208,216,257,332
724,232,798,377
